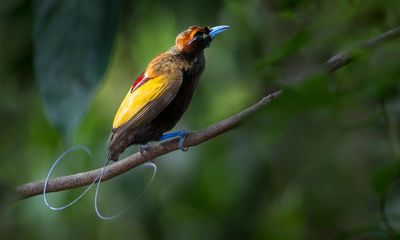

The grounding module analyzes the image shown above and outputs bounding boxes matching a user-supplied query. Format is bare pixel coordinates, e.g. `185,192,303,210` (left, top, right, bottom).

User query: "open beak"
208,25,230,39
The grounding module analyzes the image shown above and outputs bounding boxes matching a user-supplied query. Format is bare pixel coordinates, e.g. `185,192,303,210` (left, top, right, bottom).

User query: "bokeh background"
1,0,400,239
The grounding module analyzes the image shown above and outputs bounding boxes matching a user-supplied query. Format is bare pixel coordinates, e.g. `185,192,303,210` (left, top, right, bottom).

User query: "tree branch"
15,26,400,200
324,26,400,72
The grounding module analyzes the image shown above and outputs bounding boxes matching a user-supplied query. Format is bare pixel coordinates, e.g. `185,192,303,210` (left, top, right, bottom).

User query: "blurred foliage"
33,0,120,138
1,0,400,239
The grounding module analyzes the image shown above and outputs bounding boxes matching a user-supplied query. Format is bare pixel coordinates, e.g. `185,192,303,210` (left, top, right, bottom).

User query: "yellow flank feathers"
112,75,176,129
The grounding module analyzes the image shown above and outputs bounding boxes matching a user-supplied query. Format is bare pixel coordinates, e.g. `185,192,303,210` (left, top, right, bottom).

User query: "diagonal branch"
324,26,400,72
15,26,400,200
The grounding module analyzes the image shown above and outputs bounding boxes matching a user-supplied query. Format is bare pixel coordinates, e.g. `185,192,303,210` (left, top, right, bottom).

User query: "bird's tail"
107,150,118,162
43,146,103,210
107,130,124,161
43,146,156,220
94,160,156,220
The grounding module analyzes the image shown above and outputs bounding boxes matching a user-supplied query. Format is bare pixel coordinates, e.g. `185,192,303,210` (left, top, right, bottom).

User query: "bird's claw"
178,131,189,152
139,144,151,154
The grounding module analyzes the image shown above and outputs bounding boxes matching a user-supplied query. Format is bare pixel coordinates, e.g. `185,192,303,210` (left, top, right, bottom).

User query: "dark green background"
1,0,400,239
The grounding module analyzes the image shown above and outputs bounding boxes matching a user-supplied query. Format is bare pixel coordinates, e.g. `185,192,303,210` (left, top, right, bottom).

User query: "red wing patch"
130,72,150,93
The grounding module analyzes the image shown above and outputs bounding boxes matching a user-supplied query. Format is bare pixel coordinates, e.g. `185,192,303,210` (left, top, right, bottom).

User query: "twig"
324,26,400,72
15,26,400,200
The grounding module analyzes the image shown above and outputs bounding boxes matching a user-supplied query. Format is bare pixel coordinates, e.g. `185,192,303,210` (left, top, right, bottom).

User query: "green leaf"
256,29,310,68
33,0,120,138
372,160,400,198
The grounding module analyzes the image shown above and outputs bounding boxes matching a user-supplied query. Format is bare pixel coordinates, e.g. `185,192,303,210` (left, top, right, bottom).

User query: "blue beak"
209,25,230,39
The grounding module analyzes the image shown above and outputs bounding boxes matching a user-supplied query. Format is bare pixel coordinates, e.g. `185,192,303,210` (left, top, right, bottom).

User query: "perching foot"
159,130,190,152
139,144,151,154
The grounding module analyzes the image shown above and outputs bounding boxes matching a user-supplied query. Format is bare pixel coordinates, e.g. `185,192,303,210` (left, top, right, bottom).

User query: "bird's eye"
188,31,208,46
193,32,208,40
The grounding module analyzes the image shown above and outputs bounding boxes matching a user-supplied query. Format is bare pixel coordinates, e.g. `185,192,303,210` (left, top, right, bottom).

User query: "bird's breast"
150,52,205,132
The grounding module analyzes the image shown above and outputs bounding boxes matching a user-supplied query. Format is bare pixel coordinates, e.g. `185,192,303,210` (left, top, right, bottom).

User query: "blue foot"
159,130,189,151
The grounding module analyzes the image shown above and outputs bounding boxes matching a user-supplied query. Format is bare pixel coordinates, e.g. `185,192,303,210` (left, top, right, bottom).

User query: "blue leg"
159,130,189,151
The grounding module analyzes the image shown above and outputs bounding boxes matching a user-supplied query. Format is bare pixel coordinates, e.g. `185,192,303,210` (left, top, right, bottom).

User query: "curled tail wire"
94,161,157,220
43,146,157,219
43,146,102,210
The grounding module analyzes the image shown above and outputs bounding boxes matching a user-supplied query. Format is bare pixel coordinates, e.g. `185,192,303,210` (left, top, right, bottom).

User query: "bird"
107,25,230,161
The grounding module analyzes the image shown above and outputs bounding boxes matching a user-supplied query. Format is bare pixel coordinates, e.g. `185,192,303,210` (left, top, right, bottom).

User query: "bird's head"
175,25,230,54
